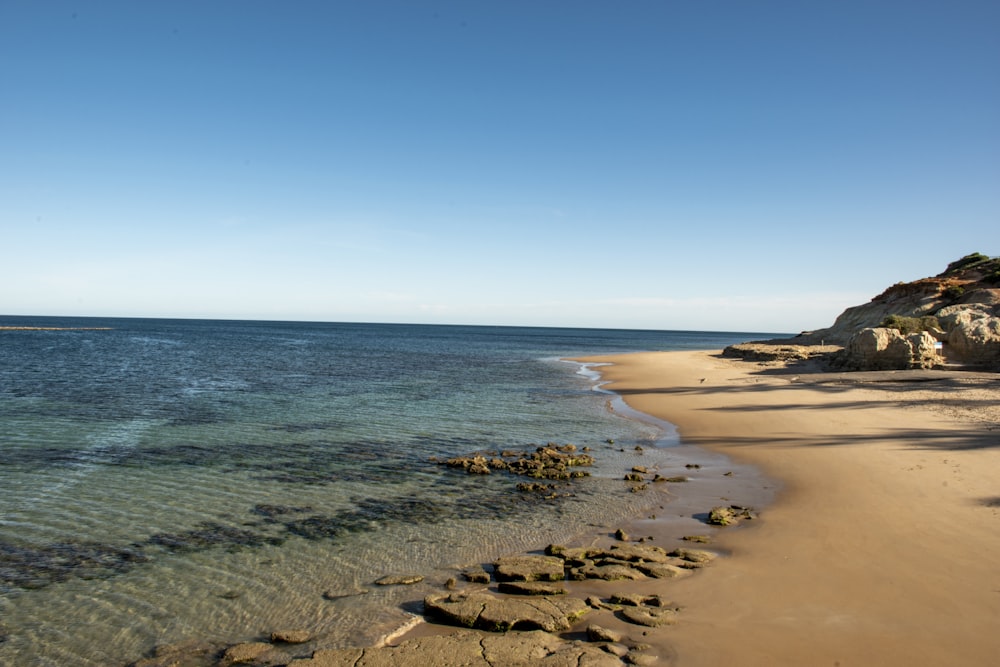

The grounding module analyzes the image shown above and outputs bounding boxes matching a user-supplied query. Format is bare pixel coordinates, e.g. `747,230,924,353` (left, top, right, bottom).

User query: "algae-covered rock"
707,505,757,526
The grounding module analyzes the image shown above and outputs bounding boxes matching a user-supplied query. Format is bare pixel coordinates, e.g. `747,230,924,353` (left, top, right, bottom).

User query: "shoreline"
123,347,1000,665
580,349,1000,666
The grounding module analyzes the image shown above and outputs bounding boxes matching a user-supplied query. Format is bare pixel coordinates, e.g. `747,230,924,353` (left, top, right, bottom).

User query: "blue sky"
2,1,997,333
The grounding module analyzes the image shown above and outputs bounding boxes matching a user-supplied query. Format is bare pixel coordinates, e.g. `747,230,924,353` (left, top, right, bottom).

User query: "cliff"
800,253,1000,346
729,253,1000,370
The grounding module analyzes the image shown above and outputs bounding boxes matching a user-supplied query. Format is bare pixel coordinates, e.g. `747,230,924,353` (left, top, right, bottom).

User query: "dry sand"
585,350,1000,666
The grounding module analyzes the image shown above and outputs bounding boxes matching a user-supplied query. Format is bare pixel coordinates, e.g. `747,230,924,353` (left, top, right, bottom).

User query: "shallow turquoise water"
0,318,774,665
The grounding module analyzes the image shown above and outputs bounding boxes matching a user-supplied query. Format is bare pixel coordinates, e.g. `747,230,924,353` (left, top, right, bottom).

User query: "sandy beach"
121,346,1000,666
585,350,1000,666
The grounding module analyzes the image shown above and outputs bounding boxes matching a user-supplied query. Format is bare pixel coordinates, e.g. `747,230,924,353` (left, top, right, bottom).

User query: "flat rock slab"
572,563,645,581
668,548,717,565
425,591,589,632
498,581,568,596
271,629,311,644
130,639,225,667
606,544,673,563
620,606,679,628
610,593,668,608
219,641,291,666
633,562,690,579
494,555,565,582
374,574,425,586
288,629,627,666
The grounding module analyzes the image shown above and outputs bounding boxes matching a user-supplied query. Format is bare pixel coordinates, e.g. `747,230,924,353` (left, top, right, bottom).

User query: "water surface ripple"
0,317,772,665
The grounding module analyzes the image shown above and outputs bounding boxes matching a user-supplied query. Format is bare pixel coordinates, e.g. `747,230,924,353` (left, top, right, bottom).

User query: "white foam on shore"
564,360,680,447
373,613,424,648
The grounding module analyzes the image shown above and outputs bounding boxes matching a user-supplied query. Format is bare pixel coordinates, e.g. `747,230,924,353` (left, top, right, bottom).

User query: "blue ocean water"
0,317,775,665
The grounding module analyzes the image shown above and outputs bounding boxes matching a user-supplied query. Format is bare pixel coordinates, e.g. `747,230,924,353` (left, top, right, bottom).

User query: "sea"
0,317,779,666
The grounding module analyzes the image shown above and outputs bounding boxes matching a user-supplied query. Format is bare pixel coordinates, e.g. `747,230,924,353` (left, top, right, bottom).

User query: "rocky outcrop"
493,555,565,582
940,305,1000,367
756,254,1000,371
838,328,943,371
440,444,594,482
423,591,590,632
707,505,758,526
287,630,629,666
800,254,1000,347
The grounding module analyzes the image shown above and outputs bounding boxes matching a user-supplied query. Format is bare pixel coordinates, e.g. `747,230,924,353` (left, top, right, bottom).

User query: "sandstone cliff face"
941,305,1000,367
796,254,1000,370
839,329,942,371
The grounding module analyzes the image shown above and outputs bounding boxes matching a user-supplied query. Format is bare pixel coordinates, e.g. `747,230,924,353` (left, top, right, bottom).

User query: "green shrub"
943,285,966,300
880,314,940,335
943,253,990,275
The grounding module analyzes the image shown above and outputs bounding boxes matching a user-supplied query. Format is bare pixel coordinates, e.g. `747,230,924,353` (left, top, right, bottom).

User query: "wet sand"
585,350,1000,666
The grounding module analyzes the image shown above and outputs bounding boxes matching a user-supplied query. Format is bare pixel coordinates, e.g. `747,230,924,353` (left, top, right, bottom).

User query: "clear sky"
2,1,997,333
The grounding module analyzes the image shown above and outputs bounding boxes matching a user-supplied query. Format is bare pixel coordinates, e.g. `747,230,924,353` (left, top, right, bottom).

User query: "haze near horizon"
2,1,997,333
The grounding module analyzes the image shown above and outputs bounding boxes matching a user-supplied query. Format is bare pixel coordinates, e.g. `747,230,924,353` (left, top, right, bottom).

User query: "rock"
546,544,599,560
623,473,644,482
462,566,492,584
606,544,672,563
632,562,689,579
610,593,666,607
498,581,568,596
614,528,629,541
129,639,224,667
288,629,625,666
722,343,837,362
493,555,565,582
603,643,631,657
841,328,943,371
322,588,368,600
441,446,595,483
587,624,623,643
271,629,311,644
374,574,424,586
707,505,757,526
668,548,717,565
572,563,644,581
620,606,679,628
219,641,282,666
424,592,589,633
682,535,711,543
631,466,649,474
586,595,609,610
945,307,1000,366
